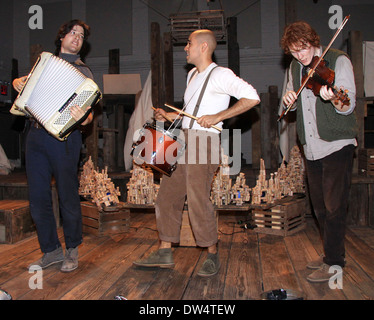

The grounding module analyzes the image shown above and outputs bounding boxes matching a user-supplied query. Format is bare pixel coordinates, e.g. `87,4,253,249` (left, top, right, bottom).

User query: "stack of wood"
79,157,121,209
210,155,232,206
251,146,305,205
126,164,160,205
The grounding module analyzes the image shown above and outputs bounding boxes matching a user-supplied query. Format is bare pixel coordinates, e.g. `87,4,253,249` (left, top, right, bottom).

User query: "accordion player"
10,51,102,141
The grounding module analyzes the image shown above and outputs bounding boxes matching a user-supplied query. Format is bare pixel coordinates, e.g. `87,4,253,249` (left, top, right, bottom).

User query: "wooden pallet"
81,201,130,236
0,199,36,244
253,196,306,236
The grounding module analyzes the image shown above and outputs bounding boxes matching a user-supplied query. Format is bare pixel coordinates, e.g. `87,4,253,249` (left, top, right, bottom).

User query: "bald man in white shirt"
134,29,260,277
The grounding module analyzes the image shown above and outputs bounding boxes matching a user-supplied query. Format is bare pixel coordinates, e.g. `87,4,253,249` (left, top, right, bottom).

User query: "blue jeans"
26,126,83,253
306,144,355,267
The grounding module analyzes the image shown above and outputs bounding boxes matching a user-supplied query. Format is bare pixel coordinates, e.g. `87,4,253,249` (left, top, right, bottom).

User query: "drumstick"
151,106,174,123
164,103,222,132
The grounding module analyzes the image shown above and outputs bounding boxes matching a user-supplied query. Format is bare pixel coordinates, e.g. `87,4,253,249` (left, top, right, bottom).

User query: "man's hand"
282,90,298,107
154,108,180,122
197,114,220,128
320,85,350,112
319,86,336,101
154,108,168,122
70,105,92,126
12,76,28,93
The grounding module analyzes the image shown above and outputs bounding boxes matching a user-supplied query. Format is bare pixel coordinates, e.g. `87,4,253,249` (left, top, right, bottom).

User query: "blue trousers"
26,126,83,253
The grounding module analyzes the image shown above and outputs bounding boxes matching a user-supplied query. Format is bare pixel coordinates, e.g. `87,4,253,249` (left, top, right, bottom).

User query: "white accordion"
11,52,101,141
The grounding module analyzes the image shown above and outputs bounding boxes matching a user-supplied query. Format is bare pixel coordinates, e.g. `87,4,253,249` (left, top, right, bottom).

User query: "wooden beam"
163,32,174,105
251,107,261,169
227,17,240,76
348,31,364,174
260,86,279,170
151,22,162,108
109,49,120,74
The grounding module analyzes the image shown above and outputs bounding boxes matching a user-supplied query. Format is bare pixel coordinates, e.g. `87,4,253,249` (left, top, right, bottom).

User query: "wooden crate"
253,197,306,236
170,10,226,44
348,175,374,226
358,148,374,177
81,201,130,236
0,199,36,244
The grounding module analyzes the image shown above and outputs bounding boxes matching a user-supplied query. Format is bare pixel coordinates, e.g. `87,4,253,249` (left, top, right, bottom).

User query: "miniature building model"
251,159,270,205
79,157,121,209
210,155,251,206
251,146,305,205
210,155,232,206
126,163,160,205
231,173,251,205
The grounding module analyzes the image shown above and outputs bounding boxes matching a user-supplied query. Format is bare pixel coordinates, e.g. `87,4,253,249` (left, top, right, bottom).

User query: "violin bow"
278,15,350,121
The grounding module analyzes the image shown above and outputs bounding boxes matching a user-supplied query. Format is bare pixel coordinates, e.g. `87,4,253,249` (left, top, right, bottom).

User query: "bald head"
191,29,217,55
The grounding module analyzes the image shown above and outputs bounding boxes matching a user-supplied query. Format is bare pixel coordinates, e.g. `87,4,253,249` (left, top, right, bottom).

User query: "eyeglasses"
68,30,84,40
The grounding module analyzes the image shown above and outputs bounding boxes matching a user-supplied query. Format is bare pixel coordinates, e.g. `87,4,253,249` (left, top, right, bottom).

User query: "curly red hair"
281,21,320,54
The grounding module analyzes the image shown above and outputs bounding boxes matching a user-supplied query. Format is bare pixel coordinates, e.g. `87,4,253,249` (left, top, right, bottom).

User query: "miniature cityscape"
249,145,305,205
80,146,305,207
125,145,305,207
126,164,160,205
79,157,121,209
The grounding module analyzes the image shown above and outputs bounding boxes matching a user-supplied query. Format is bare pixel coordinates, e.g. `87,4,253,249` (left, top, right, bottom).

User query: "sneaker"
61,247,79,272
133,248,175,268
306,263,332,283
197,252,220,277
307,255,325,270
28,247,64,270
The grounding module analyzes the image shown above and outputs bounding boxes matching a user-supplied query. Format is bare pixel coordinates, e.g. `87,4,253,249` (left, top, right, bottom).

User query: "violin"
303,55,350,107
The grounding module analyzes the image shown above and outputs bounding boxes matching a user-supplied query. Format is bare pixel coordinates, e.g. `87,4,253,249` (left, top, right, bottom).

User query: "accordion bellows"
11,52,101,141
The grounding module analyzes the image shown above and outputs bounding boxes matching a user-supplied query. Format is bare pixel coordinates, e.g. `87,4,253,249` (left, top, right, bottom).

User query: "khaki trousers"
155,129,220,247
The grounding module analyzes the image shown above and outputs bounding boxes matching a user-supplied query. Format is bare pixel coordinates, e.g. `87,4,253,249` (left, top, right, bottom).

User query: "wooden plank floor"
1,211,374,301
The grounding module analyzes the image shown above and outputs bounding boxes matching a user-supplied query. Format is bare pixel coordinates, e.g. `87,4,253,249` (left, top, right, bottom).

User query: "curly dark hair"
54,19,90,55
281,21,320,54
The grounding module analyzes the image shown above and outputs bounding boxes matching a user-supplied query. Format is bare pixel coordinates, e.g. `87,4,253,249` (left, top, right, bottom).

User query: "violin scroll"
332,87,350,108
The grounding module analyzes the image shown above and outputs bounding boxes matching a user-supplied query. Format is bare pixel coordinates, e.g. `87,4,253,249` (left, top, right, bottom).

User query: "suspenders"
188,66,218,129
